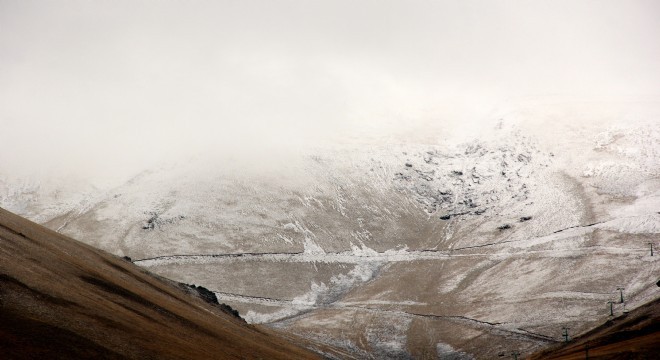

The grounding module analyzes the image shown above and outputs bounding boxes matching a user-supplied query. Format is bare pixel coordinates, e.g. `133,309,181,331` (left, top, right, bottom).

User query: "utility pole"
616,287,625,303
607,301,614,316
511,350,520,360
585,342,590,360
649,242,654,256
562,327,570,343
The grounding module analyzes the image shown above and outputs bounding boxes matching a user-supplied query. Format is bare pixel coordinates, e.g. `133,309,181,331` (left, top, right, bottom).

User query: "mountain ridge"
2,105,659,358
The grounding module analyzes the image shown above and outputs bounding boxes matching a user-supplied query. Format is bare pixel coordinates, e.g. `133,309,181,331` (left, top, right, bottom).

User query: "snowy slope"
2,101,659,358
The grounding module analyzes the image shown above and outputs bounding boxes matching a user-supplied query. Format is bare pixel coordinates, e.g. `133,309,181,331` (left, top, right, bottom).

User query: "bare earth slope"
0,207,320,360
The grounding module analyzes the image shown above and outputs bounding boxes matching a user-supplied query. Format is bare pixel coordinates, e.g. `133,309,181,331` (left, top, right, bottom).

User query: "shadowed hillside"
0,207,321,359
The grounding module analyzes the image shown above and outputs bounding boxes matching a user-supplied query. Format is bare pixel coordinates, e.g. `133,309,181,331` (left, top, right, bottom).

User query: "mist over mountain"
3,101,659,358
2,0,660,182
2,0,660,358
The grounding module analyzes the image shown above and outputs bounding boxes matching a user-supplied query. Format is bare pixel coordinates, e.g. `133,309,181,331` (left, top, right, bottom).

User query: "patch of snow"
436,343,474,360
597,214,660,234
243,262,381,324
303,237,326,255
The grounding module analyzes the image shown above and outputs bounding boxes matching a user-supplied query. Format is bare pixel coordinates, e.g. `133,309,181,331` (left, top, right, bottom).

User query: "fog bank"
1,0,659,184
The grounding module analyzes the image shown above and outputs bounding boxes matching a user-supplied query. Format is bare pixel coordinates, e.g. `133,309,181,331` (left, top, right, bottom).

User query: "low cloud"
1,0,659,184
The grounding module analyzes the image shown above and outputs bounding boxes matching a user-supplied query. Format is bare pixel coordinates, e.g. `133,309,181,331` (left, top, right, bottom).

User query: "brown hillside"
0,207,321,359
529,297,660,360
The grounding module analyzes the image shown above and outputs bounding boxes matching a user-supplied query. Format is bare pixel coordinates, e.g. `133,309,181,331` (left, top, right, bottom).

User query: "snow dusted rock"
2,101,659,358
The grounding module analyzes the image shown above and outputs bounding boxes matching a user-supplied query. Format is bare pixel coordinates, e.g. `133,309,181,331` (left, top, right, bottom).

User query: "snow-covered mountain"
2,101,659,359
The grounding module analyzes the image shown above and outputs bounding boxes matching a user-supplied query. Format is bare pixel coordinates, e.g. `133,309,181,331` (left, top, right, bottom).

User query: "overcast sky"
1,0,659,182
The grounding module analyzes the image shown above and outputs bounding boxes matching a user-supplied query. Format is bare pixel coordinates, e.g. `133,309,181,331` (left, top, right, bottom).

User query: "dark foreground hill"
0,207,320,359
529,296,660,359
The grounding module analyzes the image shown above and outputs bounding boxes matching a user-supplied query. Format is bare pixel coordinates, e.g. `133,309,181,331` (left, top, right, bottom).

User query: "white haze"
1,0,659,186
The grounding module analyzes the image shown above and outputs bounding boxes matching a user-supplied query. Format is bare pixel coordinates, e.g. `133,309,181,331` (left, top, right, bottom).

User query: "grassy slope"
0,207,321,359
